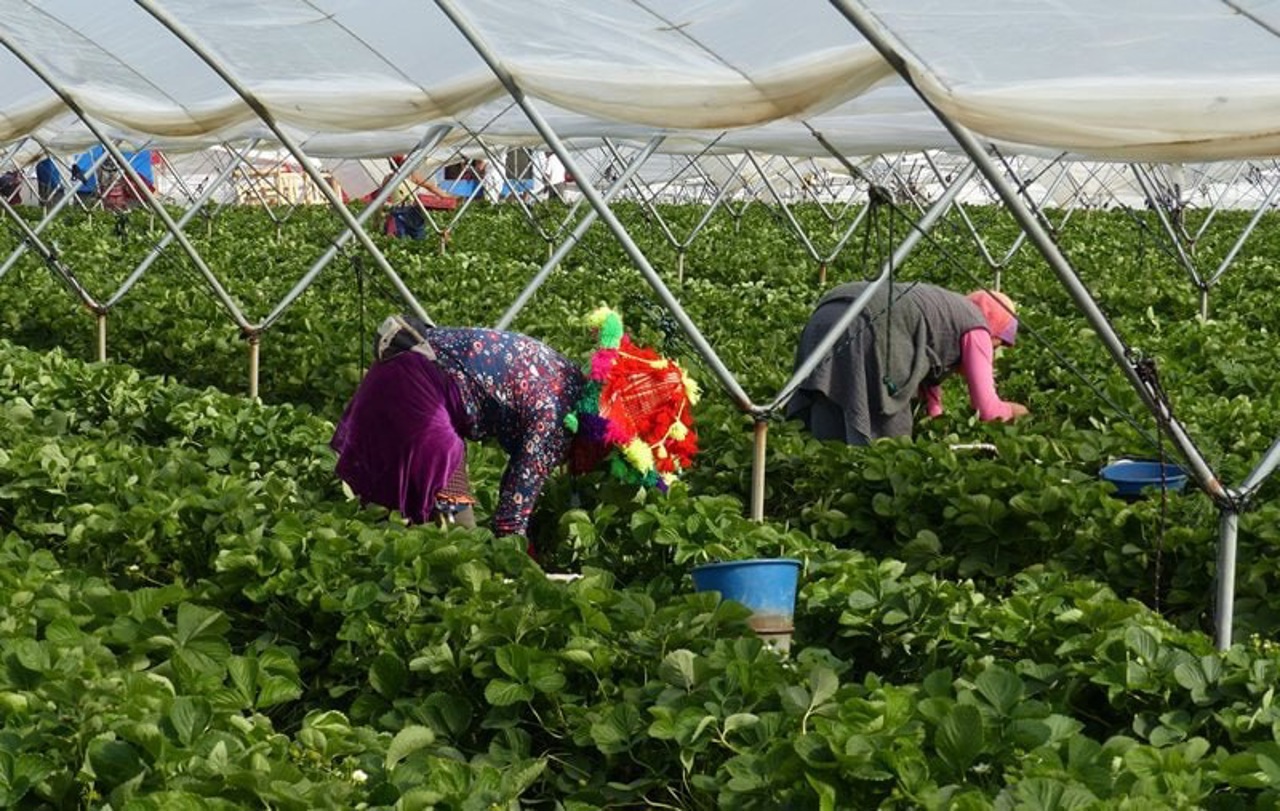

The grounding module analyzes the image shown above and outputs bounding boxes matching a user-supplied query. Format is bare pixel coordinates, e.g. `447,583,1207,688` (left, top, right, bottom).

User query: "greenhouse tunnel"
0,0,1277,755
5,2,1280,806
4,0,1277,647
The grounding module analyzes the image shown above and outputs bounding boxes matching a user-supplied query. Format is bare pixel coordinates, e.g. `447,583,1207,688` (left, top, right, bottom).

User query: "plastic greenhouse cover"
853,0,1280,161
0,1,1277,161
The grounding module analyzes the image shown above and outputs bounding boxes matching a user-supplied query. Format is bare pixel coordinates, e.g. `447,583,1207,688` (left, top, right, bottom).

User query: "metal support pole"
0,147,112,281
136,0,434,328
0,36,249,330
0,187,101,309
436,0,753,411
1206,173,1280,288
1237,435,1280,500
247,334,260,400
260,127,452,329
1215,508,1239,650
1131,165,1202,290
753,145,872,269
829,0,1229,506
106,140,255,308
495,136,663,330
750,418,768,522
96,312,106,363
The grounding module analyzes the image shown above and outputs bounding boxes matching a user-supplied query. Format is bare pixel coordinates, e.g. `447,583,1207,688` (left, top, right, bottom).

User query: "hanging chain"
1131,351,1172,614
859,187,902,396
352,253,367,374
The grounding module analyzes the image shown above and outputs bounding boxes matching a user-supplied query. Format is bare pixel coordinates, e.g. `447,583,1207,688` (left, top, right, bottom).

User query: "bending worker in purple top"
331,315,590,539
787,281,1029,445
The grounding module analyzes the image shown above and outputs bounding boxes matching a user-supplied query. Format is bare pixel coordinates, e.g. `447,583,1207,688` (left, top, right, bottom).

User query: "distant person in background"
788,281,1029,444
459,159,486,183
0,170,20,206
442,158,487,183
35,157,62,204
383,155,455,240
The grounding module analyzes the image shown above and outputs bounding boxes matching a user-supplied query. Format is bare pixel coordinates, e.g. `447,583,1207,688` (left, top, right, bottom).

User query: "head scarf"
967,289,1018,345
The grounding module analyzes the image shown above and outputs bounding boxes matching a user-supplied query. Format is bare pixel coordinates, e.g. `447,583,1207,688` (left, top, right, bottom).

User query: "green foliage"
2,203,1280,807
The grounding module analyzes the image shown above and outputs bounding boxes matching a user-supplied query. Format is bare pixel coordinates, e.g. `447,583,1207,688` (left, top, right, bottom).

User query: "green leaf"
974,665,1023,716
1124,626,1160,662
660,649,699,690
501,758,546,796
528,661,566,694
1010,777,1098,810
808,666,839,708
590,704,641,754
257,673,301,709
935,704,984,775
1173,661,1210,699
409,642,455,675
370,652,408,699
484,679,533,706
419,693,473,739
723,713,760,736
805,773,838,811
385,725,435,770
343,582,381,611
11,640,49,674
87,739,145,789
175,603,229,651
169,696,211,748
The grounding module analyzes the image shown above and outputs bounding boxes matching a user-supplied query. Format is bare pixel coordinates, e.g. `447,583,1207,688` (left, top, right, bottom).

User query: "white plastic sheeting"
852,0,1280,161
0,1,1277,162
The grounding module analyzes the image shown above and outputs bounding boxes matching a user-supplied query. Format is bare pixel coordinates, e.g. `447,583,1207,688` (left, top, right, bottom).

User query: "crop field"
1,199,1280,808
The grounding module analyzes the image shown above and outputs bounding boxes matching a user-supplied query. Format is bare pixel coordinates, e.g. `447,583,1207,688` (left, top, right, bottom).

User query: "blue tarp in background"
73,146,155,193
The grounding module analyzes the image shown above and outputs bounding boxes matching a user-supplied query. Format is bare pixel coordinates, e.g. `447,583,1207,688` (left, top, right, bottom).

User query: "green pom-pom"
609,455,631,481
587,305,624,350
564,412,579,433
599,311,623,350
577,381,602,415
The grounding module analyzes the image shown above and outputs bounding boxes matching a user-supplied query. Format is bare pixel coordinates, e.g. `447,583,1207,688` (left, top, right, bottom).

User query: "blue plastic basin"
691,558,801,618
1099,459,1188,498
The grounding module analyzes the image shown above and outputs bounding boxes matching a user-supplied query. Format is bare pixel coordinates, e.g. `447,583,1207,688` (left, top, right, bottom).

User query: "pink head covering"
967,290,1018,345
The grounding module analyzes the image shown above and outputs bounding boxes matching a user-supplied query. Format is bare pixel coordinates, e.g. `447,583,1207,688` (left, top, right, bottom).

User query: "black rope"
353,253,367,374
875,191,900,396
620,292,691,358
1132,353,1173,614
1115,202,1187,269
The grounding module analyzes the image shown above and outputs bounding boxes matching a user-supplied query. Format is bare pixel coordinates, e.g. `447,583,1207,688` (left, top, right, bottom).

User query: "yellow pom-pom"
670,422,688,441
622,437,655,473
681,369,701,406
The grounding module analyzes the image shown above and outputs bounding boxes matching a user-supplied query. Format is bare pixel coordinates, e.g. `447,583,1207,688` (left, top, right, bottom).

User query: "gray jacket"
787,281,986,443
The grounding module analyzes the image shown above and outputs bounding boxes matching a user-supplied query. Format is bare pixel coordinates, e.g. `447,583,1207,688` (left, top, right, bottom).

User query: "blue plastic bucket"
692,558,801,652
1099,459,1188,499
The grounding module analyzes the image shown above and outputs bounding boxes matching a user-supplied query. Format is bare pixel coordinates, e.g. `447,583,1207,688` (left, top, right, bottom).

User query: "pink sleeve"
959,330,1015,421
922,384,943,417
